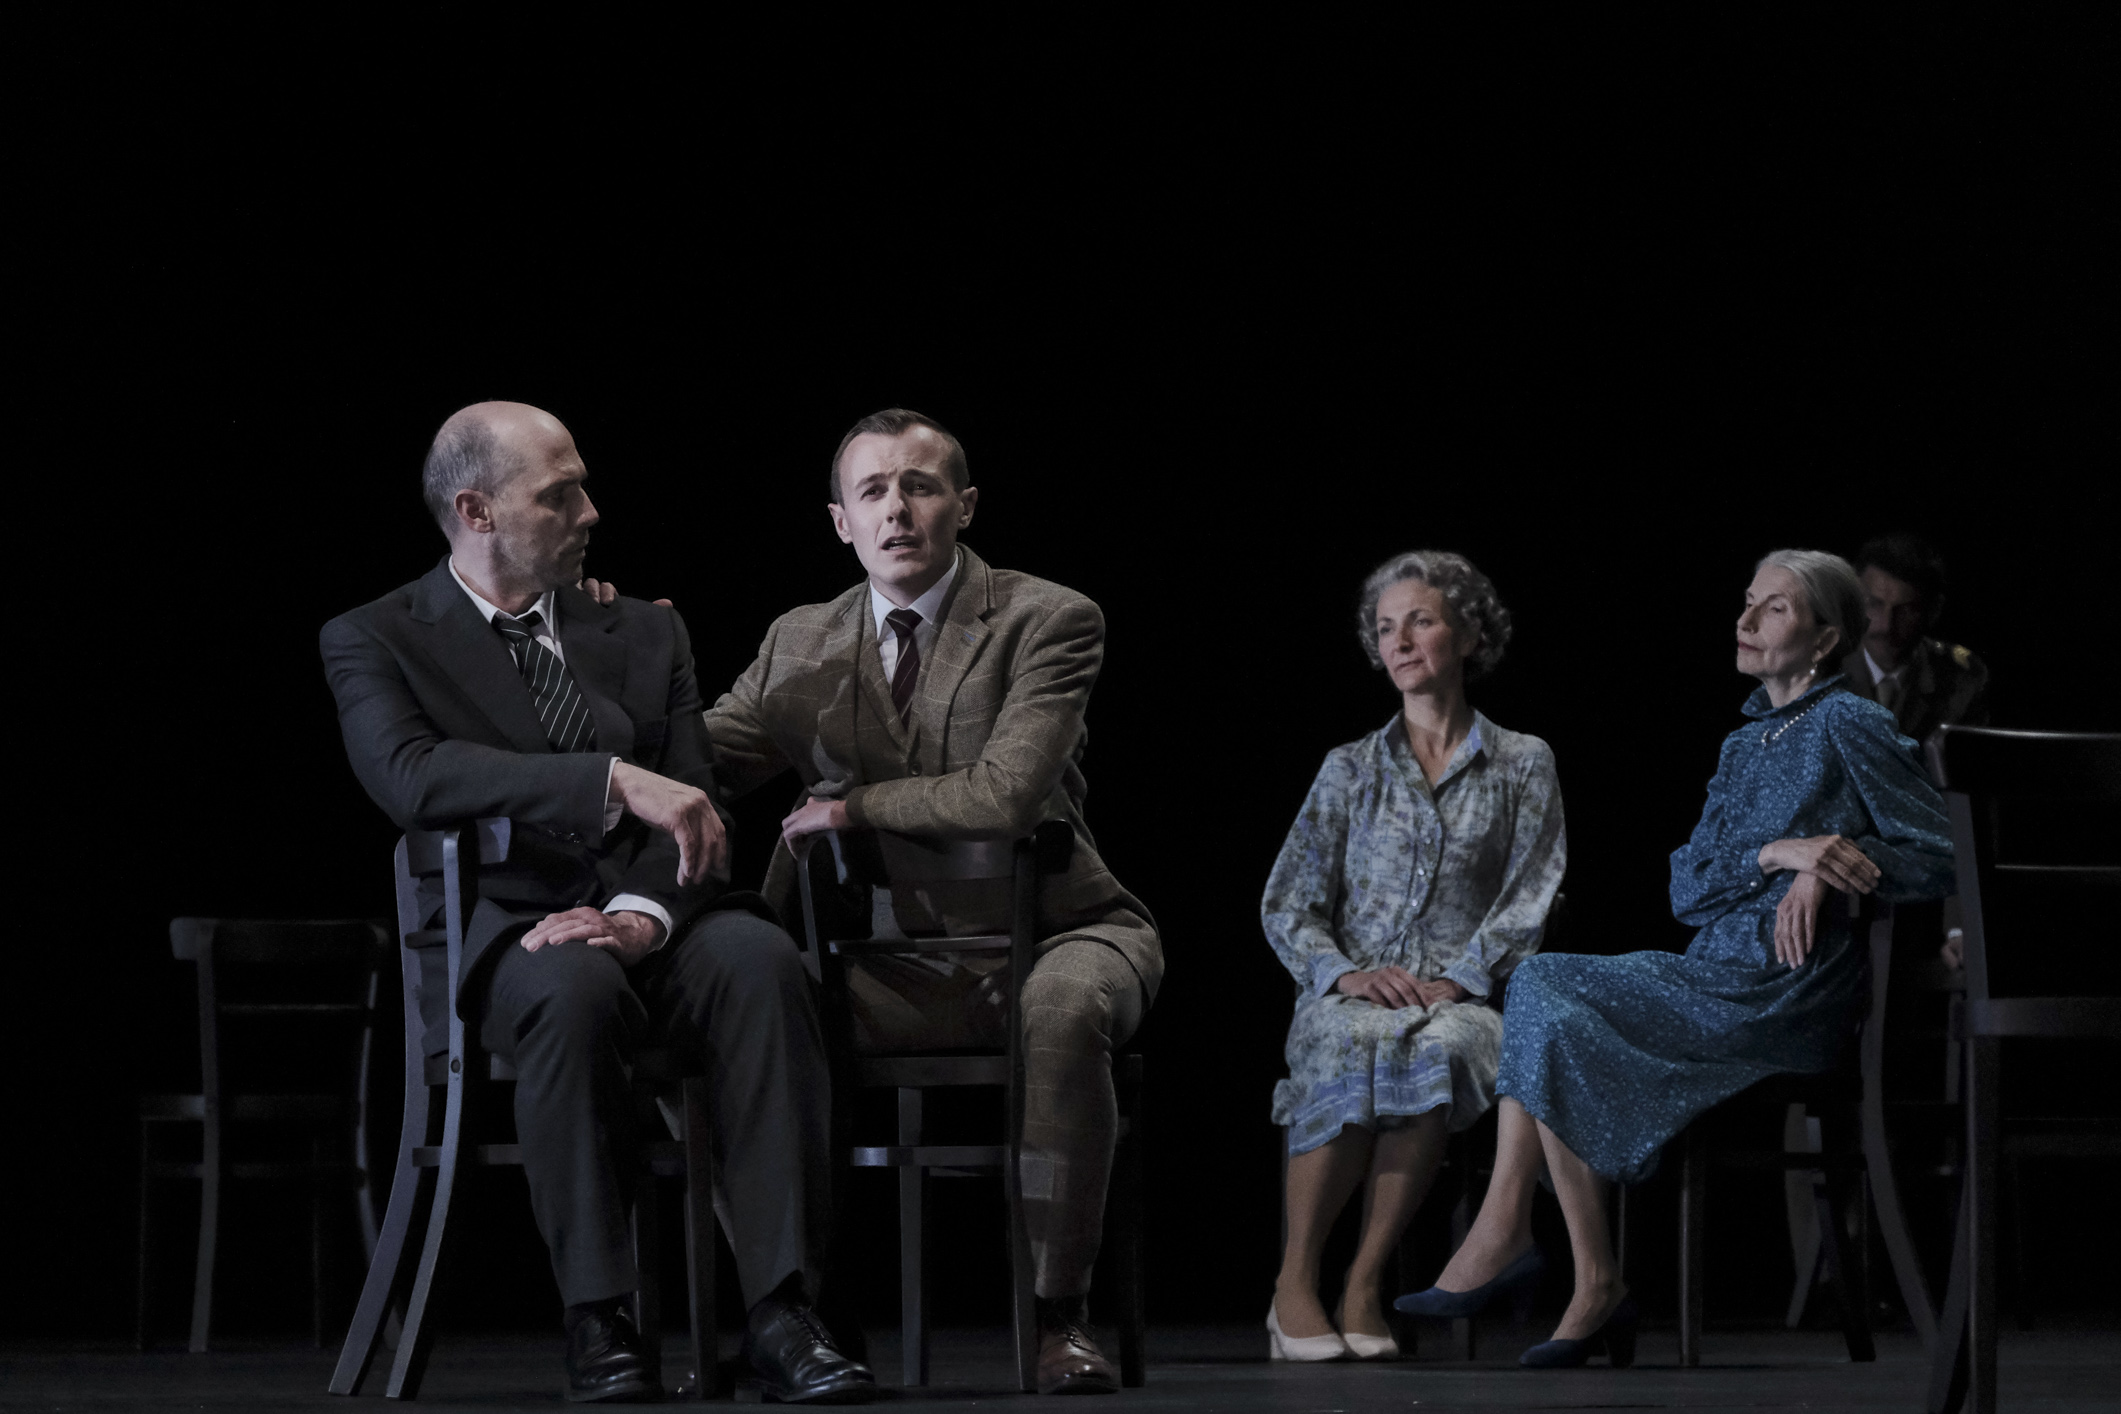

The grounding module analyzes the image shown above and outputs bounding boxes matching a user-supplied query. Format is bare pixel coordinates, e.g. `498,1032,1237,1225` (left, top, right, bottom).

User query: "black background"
15,7,2117,1342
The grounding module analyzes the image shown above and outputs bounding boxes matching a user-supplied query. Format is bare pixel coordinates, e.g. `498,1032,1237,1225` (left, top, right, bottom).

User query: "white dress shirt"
1863,646,1908,707
448,560,672,945
869,550,961,686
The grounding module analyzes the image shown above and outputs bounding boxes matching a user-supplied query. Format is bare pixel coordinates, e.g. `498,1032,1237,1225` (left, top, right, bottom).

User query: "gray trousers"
476,909,832,1309
846,937,1147,1298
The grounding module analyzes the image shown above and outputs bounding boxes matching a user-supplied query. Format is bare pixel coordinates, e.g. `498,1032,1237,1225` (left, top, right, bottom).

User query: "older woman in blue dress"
1264,552,1566,1361
1396,549,1955,1368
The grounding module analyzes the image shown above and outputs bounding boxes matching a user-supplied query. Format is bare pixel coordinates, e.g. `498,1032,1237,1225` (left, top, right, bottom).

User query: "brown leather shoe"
1036,1299,1119,1396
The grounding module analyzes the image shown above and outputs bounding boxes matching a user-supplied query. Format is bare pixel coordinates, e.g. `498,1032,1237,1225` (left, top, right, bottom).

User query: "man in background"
1838,531,1990,746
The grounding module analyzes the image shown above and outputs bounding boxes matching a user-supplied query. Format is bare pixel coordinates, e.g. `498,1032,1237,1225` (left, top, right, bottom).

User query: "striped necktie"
491,610,599,753
885,608,923,721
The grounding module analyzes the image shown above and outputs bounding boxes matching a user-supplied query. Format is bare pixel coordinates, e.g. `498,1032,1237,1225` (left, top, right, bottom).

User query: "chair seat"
143,1158,364,1182
139,1092,351,1123
829,934,1012,956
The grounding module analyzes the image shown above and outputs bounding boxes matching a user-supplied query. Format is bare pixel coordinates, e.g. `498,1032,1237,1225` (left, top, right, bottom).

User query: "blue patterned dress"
1496,678,1954,1183
1264,713,1568,1156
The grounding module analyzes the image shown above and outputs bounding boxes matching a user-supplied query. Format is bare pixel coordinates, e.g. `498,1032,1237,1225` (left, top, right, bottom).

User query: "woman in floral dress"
1263,551,1565,1361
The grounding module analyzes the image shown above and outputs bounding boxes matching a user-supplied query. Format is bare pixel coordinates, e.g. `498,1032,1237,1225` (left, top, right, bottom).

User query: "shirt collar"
868,548,961,637
448,557,556,630
1384,710,1489,788
1862,646,1904,685
1742,673,1845,720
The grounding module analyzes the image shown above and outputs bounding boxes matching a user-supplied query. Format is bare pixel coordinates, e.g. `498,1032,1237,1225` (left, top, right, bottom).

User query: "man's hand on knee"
610,761,728,884
521,906,665,967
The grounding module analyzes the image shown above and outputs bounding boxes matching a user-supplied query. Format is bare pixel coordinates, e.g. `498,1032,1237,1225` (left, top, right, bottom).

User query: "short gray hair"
1357,550,1513,681
421,415,522,530
1758,548,1867,665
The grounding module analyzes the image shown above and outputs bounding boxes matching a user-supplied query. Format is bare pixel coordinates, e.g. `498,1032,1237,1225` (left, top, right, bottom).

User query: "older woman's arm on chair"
1827,701,1957,901
1442,740,1567,1001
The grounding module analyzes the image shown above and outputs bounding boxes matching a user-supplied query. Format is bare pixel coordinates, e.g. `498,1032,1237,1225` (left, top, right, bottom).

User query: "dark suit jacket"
322,556,744,1047
1838,637,1991,750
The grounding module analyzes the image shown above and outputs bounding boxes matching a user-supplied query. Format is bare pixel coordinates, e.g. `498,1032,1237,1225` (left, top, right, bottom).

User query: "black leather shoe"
564,1304,660,1403
743,1298,878,1404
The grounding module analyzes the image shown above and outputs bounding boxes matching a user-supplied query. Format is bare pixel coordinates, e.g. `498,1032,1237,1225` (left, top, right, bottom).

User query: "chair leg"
894,1088,928,1388
1449,1154,1475,1360
1926,1179,1973,1414
1964,1038,2000,1414
188,1112,221,1354
385,1072,466,1401
1112,1060,1146,1388
331,1080,431,1395
680,1076,718,1400
1679,1125,1705,1368
632,1177,664,1390
2005,1154,2032,1331
312,1136,328,1349
135,1125,154,1351
1864,1056,1939,1347
1816,1173,1875,1361
1007,1147,1037,1392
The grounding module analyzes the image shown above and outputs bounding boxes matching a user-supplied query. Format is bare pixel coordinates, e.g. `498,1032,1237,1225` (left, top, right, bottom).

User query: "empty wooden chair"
136,916,391,1352
1923,727,2121,1414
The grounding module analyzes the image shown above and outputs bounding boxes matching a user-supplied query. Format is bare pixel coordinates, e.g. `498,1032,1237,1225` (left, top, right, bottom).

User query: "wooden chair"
328,819,720,1401
136,917,392,1352
1922,728,2121,1414
795,821,1147,1392
1674,891,1941,1367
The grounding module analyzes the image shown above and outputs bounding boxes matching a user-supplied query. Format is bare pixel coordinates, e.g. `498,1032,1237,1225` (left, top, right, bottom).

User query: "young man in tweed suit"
704,409,1163,1395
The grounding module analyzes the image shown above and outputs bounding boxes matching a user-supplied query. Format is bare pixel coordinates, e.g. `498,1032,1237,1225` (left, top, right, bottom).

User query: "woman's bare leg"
1534,1116,1628,1340
1336,1110,1448,1337
1276,1125,1374,1337
1432,1097,1545,1291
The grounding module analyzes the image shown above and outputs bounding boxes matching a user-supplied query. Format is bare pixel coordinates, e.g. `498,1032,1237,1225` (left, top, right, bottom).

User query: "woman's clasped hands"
1757,833,1881,969
1335,966,1468,1010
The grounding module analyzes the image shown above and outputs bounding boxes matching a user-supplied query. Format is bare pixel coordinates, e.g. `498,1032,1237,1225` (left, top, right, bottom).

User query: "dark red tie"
886,608,923,721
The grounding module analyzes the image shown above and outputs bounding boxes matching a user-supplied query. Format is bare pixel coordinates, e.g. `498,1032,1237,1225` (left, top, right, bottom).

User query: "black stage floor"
4,1323,2115,1412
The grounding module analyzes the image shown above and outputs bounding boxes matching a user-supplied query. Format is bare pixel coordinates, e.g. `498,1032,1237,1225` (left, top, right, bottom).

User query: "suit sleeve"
843,597,1103,839
612,606,732,913
320,612,613,838
702,619,797,800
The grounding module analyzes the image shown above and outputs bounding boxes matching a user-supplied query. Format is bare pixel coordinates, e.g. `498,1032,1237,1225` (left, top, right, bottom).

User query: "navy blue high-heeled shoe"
1518,1293,1639,1369
1392,1246,1546,1319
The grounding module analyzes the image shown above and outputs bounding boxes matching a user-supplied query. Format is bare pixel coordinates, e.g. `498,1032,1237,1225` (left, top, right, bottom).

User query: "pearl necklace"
1761,697,1826,746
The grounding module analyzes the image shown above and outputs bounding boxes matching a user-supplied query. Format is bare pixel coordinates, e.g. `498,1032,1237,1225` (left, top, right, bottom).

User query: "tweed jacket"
704,545,1162,999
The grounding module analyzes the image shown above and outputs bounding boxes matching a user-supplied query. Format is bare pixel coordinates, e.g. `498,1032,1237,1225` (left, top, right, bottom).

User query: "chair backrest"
167,918,392,1099
1927,727,2121,1037
797,822,1075,949
390,819,517,1080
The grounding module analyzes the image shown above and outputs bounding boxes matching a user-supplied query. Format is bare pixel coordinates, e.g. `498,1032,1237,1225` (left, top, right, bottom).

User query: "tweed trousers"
845,937,1146,1299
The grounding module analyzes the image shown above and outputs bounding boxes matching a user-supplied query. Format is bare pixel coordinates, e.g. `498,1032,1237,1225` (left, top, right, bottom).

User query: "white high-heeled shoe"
1339,1328,1401,1360
1267,1300,1349,1362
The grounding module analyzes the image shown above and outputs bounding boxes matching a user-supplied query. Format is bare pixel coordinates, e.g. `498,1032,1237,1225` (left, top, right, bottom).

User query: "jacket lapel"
555,586,635,762
914,548,993,747
410,558,554,756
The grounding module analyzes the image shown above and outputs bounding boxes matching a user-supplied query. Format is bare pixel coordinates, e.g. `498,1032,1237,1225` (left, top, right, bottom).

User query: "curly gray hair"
1357,550,1513,681
1758,548,1867,667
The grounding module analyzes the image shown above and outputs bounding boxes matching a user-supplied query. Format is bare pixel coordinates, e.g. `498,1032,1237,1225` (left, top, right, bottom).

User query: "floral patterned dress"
1263,712,1567,1156
1496,678,1955,1183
